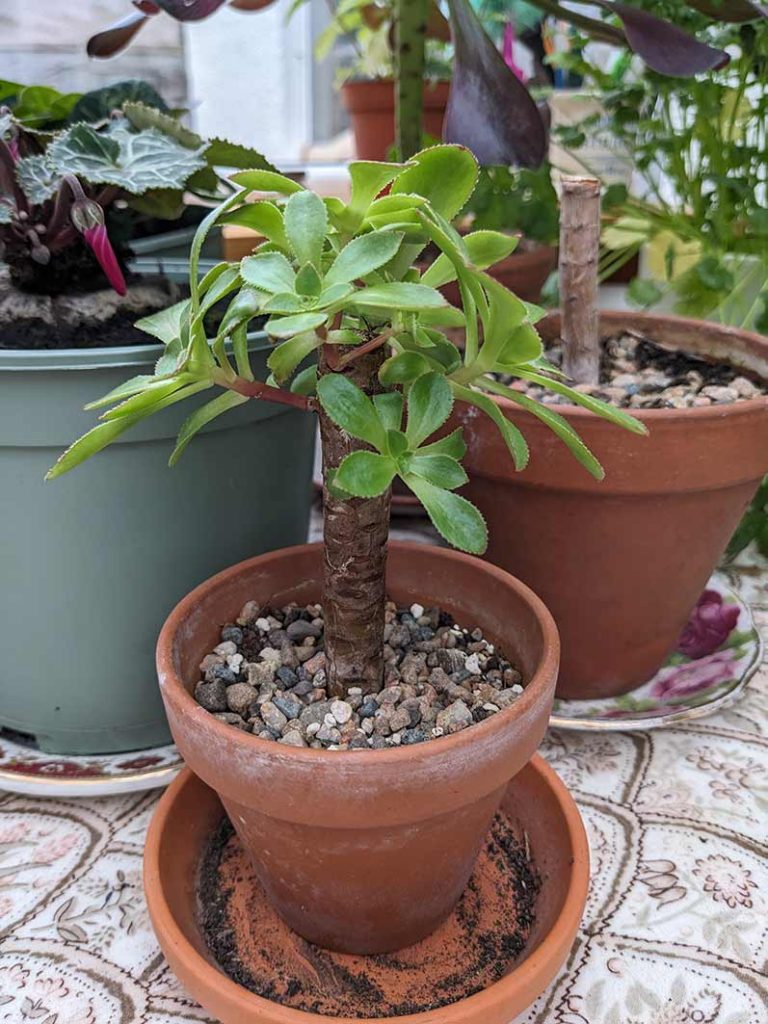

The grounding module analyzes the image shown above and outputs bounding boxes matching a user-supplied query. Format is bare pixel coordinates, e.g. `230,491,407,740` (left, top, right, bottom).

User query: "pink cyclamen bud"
71,199,127,296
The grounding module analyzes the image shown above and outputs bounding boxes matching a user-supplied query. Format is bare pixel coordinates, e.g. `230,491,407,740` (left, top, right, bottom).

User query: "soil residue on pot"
194,601,526,749
505,332,768,409
199,811,540,1017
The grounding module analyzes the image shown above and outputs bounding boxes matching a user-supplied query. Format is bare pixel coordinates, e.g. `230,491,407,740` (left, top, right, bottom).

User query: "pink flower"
70,194,127,296
651,648,739,700
677,589,740,659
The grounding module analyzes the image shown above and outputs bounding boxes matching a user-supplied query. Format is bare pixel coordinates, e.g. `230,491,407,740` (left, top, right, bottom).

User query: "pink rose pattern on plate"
552,572,762,728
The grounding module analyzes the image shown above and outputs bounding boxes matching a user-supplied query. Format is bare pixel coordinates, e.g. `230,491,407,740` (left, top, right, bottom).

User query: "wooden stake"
559,176,601,385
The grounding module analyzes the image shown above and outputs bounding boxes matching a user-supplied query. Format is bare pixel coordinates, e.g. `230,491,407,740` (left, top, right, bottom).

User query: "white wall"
183,0,313,166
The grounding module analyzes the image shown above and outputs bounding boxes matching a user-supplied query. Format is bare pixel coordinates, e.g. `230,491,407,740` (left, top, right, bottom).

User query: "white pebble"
306,722,321,737
214,641,237,657
483,702,500,713
259,647,282,664
255,617,271,632
465,653,482,675
410,603,425,619
226,653,244,672
323,713,338,728
330,700,353,725
511,684,524,694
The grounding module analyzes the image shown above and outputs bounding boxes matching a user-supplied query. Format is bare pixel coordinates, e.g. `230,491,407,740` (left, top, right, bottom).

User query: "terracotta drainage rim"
156,541,560,767
144,754,589,1024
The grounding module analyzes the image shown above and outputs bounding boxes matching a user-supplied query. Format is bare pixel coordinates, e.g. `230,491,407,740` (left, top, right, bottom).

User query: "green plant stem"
395,0,428,160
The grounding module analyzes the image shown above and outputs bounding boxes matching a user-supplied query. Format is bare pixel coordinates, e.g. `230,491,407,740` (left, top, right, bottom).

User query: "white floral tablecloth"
0,546,766,1024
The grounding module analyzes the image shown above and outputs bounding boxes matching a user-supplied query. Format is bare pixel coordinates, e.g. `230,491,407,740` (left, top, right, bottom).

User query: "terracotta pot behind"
456,312,768,700
157,543,558,955
342,79,450,161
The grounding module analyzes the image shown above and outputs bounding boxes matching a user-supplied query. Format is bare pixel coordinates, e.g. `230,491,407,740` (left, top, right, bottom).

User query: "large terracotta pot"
341,79,450,161
456,311,768,700
442,242,557,306
156,542,559,954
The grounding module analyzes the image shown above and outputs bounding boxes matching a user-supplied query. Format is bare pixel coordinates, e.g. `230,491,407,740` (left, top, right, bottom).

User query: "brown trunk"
559,176,601,385
318,345,391,697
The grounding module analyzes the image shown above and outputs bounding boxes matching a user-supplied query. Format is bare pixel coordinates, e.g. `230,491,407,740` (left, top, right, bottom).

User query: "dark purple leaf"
87,11,153,58
443,0,547,168
686,0,768,20
151,0,228,19
133,1,162,12
594,2,730,75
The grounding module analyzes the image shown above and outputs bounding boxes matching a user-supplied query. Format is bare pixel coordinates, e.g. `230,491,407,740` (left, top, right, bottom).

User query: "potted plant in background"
51,124,645,1013
0,85,315,755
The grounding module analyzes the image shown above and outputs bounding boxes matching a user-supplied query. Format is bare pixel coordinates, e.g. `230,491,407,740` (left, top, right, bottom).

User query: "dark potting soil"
194,600,526,750
505,332,768,410
198,812,540,1017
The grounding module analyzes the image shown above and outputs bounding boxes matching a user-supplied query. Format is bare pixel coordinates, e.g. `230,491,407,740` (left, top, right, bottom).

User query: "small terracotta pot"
442,243,558,306
156,542,559,954
341,79,450,161
456,311,768,700
144,755,589,1024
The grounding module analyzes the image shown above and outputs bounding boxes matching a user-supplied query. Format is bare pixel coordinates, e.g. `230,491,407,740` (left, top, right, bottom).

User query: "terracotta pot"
156,542,559,954
144,755,589,1024
456,311,768,700
341,79,450,161
442,242,558,306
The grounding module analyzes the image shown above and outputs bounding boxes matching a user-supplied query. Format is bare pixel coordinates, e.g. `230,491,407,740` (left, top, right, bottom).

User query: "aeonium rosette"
47,145,646,552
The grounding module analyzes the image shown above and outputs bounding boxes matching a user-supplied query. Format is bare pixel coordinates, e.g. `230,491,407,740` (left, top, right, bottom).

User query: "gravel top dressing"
505,332,768,409
198,811,539,1017
194,601,525,750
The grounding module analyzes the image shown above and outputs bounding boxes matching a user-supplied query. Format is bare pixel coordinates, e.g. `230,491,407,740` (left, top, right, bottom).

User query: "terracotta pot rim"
341,77,451,89
156,541,560,767
143,755,589,1024
513,309,768,422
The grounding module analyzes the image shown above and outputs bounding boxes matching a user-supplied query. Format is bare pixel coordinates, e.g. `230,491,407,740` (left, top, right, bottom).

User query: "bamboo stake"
560,176,601,385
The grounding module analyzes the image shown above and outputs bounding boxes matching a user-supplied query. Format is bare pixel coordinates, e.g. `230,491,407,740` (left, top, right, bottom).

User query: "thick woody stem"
560,176,601,385
319,344,391,698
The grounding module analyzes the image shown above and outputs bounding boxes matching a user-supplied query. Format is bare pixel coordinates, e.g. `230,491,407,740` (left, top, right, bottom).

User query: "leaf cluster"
49,146,645,554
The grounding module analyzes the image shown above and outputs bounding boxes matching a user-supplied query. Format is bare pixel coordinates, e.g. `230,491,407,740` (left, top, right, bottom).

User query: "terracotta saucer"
144,754,589,1024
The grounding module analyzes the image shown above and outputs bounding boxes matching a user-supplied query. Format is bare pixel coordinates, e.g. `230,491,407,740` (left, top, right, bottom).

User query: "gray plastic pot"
0,336,315,754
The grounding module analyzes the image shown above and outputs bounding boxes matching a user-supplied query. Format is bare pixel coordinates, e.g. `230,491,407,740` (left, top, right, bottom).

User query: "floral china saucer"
550,574,763,731
0,736,183,797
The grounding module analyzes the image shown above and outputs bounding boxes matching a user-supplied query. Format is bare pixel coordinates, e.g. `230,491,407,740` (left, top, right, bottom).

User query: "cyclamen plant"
48,145,644,697
0,83,272,296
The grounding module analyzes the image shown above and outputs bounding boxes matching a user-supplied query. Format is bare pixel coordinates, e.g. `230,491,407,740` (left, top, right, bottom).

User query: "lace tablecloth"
1,548,766,1024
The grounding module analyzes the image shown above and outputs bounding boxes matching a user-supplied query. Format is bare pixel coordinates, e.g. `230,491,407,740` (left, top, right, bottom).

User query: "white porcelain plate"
0,737,183,797
550,573,763,731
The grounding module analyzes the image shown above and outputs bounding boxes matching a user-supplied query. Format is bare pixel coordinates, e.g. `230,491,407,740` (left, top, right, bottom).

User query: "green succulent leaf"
406,371,453,447
403,475,488,554
316,375,386,450
135,299,190,345
403,452,468,490
265,311,327,338
240,252,296,294
295,263,323,296
451,382,529,471
203,138,277,171
352,282,447,311
335,451,397,497
284,189,328,267
217,287,263,338
230,168,304,195
416,427,467,461
348,160,409,220
290,364,318,396
47,124,206,194
421,229,519,288
372,392,404,432
221,201,289,251
83,372,190,412
518,371,648,436
386,429,409,457
169,390,249,466
325,230,404,287
267,330,319,383
392,145,479,220
483,378,604,480
379,350,434,384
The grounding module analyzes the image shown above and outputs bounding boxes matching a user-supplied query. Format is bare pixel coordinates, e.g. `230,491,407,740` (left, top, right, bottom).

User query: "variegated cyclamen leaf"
15,155,60,203
0,203,13,224
48,124,206,194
